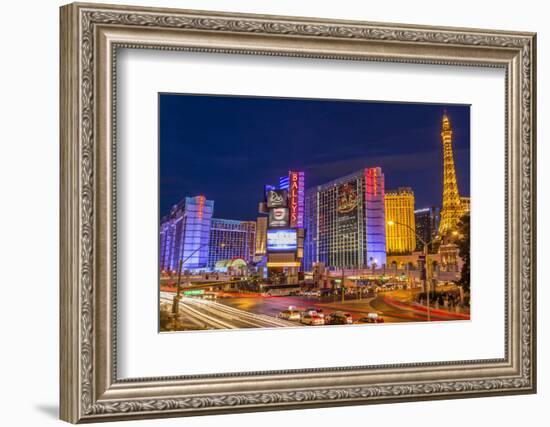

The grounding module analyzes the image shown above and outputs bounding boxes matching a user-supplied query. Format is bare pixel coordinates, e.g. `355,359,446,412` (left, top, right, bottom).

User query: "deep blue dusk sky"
159,94,470,221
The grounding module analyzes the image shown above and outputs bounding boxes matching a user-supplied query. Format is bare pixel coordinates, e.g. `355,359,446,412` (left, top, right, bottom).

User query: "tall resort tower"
438,113,463,236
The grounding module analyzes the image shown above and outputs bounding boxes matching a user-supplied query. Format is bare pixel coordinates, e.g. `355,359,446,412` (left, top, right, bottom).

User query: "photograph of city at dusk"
159,94,471,332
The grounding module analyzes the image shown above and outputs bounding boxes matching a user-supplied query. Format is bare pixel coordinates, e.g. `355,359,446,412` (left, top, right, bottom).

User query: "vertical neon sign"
289,171,305,228
197,195,205,220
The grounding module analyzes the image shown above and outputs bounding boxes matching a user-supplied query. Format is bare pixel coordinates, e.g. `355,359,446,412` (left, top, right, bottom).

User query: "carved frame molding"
60,2,536,423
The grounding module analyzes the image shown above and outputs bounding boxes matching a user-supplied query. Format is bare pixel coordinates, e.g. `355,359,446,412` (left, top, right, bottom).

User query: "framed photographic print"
60,2,537,423
158,95,472,332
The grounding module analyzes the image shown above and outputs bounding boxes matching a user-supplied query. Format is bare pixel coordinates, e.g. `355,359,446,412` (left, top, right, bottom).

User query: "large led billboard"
267,229,297,252
268,207,289,228
337,181,359,238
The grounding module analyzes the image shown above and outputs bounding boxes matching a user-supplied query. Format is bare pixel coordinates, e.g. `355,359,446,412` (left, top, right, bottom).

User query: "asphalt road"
218,294,420,323
160,290,467,331
160,292,296,330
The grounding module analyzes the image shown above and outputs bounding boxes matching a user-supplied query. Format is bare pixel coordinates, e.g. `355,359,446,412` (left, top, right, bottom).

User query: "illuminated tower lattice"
438,113,463,236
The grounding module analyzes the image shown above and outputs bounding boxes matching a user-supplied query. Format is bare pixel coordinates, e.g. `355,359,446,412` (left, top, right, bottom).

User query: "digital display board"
266,189,288,208
267,229,297,252
337,182,359,238
268,207,289,228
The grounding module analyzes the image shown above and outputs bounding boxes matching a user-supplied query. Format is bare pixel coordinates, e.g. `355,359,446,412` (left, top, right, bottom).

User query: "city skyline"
159,94,470,220
159,95,471,331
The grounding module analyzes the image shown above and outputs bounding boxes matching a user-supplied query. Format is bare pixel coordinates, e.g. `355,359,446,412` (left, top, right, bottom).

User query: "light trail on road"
160,290,467,331
160,292,296,330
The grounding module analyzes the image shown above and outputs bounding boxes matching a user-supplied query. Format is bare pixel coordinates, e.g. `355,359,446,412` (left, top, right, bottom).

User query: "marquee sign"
267,229,297,252
288,171,305,228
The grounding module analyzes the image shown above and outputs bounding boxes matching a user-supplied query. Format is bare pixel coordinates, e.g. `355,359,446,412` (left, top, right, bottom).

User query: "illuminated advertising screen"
268,207,289,228
267,229,297,252
337,182,359,237
266,189,288,208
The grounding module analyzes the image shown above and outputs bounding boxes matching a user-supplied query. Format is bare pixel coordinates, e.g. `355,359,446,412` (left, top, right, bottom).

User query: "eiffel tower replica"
438,113,463,237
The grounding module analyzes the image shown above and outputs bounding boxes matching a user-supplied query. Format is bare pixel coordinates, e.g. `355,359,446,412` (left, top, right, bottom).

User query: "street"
160,287,469,331
160,292,296,330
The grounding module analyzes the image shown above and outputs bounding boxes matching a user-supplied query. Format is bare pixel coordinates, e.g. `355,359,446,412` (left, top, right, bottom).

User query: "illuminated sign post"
267,229,297,252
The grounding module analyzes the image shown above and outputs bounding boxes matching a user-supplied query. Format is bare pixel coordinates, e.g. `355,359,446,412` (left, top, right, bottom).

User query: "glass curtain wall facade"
304,167,387,271
159,195,214,272
415,207,438,252
159,201,185,272
208,219,256,268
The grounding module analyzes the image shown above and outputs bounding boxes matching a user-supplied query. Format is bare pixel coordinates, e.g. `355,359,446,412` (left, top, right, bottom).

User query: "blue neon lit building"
303,167,387,271
160,196,258,273
159,195,214,272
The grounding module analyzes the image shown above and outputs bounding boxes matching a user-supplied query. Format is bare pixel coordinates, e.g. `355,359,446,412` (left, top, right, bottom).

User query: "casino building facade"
258,171,306,284
208,219,256,269
159,195,256,273
159,195,214,272
385,187,416,254
303,167,387,271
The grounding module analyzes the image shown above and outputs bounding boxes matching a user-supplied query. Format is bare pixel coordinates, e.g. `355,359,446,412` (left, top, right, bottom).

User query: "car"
356,317,385,324
356,313,385,324
300,313,325,326
278,309,301,321
304,307,324,317
326,311,353,325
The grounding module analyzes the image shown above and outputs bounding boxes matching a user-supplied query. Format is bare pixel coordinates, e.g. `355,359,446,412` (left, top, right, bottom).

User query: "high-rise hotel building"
303,167,387,271
415,206,438,252
385,187,416,254
159,195,256,272
159,195,214,272
208,219,256,269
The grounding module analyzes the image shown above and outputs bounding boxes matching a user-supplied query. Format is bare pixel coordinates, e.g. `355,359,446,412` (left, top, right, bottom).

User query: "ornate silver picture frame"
60,2,536,423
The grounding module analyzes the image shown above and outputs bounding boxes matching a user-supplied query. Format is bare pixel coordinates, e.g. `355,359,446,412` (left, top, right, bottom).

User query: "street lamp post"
387,220,435,321
171,244,209,322
170,242,235,325
171,258,183,315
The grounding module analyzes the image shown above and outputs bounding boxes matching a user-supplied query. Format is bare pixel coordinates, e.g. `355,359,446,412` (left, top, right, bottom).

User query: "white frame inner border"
116,49,505,378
